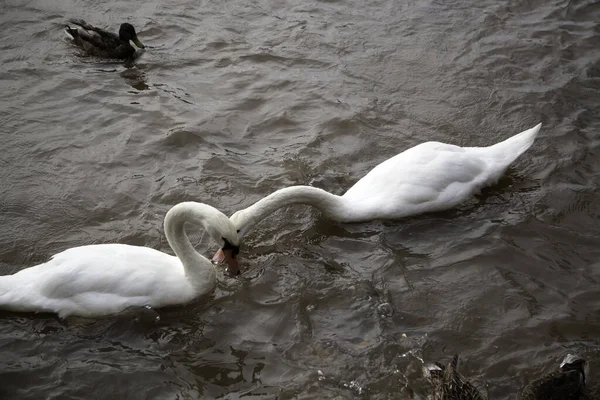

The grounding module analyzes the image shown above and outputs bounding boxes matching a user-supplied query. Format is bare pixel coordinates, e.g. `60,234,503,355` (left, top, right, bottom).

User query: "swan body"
230,123,542,237
0,202,239,318
65,20,145,59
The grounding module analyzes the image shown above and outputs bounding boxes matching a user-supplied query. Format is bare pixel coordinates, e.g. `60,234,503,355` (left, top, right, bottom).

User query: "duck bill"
212,248,240,276
132,37,145,49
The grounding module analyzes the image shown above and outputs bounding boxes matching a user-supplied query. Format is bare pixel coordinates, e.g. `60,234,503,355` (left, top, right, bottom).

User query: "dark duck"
426,355,487,400
425,353,589,400
65,19,145,59
520,354,588,400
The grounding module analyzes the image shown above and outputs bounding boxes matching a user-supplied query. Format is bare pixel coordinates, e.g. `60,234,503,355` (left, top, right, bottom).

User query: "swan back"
341,142,489,220
0,244,193,317
0,202,239,318
341,123,541,221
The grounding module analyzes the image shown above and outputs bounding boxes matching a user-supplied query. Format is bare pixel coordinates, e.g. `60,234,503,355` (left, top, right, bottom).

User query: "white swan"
224,123,542,240
0,202,240,318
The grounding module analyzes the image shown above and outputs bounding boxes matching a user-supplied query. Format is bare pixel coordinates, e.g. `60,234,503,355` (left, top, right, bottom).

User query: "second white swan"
226,123,542,239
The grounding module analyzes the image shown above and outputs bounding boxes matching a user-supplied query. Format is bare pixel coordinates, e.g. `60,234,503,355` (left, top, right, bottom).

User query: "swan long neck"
163,203,216,292
233,186,351,236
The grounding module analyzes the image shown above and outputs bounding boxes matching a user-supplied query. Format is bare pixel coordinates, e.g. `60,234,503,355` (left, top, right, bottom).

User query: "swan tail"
0,275,20,310
479,123,542,166
0,275,43,314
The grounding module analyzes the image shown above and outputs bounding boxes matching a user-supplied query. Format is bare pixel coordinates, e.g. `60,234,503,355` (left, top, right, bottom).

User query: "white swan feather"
0,202,239,318
229,123,542,237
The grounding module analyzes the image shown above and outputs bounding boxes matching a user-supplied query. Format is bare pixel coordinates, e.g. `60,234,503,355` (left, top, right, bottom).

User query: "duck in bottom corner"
425,354,487,400
520,354,588,400
424,353,588,400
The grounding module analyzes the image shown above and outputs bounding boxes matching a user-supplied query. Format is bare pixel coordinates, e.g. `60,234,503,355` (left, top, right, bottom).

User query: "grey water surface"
1,0,599,398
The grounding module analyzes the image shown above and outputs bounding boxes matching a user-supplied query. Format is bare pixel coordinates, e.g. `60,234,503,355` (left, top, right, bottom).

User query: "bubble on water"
131,305,161,324
377,302,394,317
344,380,364,395
317,370,325,381
306,304,316,312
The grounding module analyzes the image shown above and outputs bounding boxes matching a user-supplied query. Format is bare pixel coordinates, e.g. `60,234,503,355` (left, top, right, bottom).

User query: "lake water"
1,0,599,398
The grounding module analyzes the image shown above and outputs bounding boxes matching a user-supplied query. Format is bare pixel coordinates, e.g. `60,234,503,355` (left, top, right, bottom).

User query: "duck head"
119,23,145,49
560,354,588,386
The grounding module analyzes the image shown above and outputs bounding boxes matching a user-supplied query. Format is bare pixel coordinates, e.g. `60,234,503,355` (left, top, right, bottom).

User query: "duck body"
229,123,542,237
65,19,145,59
0,202,239,318
520,354,588,400
427,355,487,400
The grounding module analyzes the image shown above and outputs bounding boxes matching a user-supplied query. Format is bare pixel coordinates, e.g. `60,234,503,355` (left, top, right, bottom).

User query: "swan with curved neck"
0,202,239,318
221,123,542,242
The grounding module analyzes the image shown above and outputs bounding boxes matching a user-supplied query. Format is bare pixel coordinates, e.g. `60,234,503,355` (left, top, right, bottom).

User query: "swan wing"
0,244,194,317
342,142,490,220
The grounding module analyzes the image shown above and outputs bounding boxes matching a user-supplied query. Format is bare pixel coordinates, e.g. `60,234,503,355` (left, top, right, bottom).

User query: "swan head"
229,209,249,238
167,202,241,276
203,212,241,276
210,209,247,274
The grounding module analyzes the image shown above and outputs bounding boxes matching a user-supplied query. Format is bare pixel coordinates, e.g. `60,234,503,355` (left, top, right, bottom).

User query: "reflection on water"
121,67,149,91
1,0,600,398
